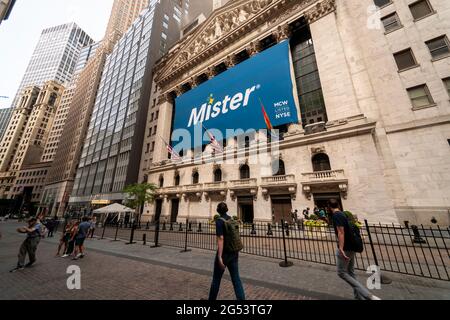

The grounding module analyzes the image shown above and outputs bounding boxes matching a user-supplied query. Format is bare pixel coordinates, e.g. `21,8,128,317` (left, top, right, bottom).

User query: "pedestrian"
62,221,79,258
57,220,73,257
290,209,297,224
302,207,310,219
319,208,328,223
330,199,381,300
72,217,91,260
46,218,56,238
88,216,97,238
10,217,42,272
208,202,245,301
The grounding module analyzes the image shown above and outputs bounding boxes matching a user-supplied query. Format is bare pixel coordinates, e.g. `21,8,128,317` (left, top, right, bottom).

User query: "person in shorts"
72,217,91,260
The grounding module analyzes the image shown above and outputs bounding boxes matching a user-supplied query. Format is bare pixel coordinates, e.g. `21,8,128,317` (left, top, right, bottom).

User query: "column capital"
206,67,216,79
274,24,291,42
247,41,262,57
174,86,183,97
190,77,199,88
157,93,170,105
223,55,236,68
304,0,337,24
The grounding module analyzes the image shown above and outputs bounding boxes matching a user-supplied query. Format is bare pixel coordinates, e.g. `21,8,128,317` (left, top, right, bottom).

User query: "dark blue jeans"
209,252,245,300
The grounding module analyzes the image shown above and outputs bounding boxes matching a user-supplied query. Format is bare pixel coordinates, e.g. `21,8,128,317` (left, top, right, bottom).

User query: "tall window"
192,171,199,184
174,174,180,186
214,169,222,182
273,160,286,176
443,78,450,97
407,85,434,109
393,49,418,71
381,12,402,33
240,164,250,180
291,19,327,127
312,153,331,172
409,0,434,20
159,176,164,188
425,36,450,60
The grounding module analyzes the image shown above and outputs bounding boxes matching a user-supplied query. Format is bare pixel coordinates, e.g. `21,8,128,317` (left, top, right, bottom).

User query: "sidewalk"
47,224,450,300
2,221,449,300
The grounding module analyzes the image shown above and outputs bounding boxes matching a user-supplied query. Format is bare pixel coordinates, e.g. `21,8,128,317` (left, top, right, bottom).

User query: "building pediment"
154,0,336,90
155,0,277,83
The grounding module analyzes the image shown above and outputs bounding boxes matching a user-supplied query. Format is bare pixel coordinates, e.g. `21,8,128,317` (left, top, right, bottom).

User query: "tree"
123,183,158,224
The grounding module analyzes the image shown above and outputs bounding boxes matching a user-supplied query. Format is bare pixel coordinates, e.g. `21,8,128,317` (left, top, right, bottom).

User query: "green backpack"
219,217,243,253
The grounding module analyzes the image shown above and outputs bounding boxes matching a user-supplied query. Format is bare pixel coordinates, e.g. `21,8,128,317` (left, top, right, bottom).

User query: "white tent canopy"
93,203,135,214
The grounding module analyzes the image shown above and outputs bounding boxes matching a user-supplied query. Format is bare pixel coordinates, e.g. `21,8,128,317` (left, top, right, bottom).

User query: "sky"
0,0,115,109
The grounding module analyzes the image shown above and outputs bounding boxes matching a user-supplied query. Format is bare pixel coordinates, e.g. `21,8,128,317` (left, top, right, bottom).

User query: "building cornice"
147,117,376,174
154,0,336,92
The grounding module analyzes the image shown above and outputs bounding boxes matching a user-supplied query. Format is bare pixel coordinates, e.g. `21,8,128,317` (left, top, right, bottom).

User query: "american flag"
167,144,182,161
159,135,182,161
202,124,223,154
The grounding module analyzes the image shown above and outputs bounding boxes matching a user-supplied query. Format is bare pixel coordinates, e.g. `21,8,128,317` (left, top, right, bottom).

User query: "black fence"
58,219,450,281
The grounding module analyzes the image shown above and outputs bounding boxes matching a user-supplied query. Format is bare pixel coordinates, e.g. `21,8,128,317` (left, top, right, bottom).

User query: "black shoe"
10,266,25,273
25,262,34,268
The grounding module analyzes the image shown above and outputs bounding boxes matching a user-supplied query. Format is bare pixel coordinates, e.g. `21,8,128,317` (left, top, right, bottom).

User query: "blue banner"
173,40,299,148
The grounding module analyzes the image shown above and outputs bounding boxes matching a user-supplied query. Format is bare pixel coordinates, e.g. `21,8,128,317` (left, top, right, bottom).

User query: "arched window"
244,136,250,149
174,173,181,186
214,169,222,182
240,164,250,179
273,160,286,176
158,176,164,188
312,153,331,172
192,171,199,184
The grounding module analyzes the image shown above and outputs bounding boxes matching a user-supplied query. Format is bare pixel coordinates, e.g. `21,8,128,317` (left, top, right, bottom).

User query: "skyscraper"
0,0,15,25
0,81,64,210
68,0,185,211
10,22,93,108
0,107,13,140
42,0,150,216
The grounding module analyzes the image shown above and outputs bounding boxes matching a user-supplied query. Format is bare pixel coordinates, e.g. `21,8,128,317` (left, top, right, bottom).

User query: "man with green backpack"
208,202,245,300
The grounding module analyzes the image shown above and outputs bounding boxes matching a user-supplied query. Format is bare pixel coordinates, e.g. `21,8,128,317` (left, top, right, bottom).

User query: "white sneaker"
371,295,382,300
61,254,69,258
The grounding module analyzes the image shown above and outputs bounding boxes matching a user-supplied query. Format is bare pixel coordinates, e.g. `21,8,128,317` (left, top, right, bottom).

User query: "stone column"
153,93,174,163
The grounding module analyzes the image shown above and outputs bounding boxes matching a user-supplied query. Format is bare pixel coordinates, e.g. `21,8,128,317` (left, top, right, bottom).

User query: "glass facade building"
11,23,93,109
71,0,184,201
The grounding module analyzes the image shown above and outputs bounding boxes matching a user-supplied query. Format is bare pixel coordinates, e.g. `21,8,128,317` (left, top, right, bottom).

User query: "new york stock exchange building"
140,0,450,226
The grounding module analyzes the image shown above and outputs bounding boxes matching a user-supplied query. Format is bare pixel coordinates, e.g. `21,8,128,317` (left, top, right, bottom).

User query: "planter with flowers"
303,214,329,238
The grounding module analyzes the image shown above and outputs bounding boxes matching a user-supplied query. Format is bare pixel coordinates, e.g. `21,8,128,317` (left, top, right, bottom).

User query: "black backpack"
348,222,364,253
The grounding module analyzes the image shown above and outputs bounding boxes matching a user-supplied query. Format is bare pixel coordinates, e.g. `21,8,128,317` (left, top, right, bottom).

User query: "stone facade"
141,0,450,226
0,81,64,213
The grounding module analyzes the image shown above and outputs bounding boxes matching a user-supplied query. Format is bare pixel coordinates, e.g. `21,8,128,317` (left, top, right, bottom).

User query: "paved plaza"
0,221,449,300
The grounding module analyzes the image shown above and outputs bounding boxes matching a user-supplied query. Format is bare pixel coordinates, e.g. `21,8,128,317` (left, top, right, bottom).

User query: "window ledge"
413,11,437,23
431,54,450,63
411,103,437,111
398,64,420,73
384,25,403,35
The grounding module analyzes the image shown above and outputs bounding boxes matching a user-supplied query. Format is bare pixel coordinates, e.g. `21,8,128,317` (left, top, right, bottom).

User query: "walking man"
330,199,381,300
88,216,97,238
10,217,42,272
72,217,91,260
208,202,245,300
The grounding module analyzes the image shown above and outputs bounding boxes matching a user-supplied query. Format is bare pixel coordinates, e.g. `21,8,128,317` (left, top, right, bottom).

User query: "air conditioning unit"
304,121,326,135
